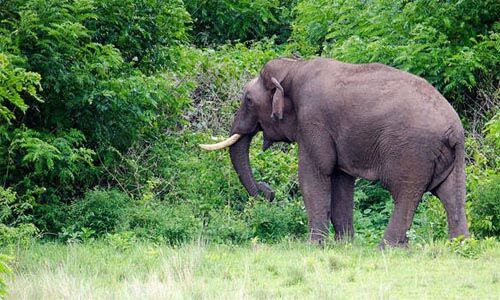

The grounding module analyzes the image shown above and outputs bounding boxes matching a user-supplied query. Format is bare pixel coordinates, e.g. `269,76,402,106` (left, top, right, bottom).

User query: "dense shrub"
205,209,252,244
127,202,202,244
0,0,193,230
66,189,130,237
0,254,12,298
5,0,193,150
469,175,500,237
77,72,193,151
412,195,448,242
5,128,95,196
0,52,41,123
353,183,394,244
86,0,191,71
185,0,296,46
0,223,38,247
183,41,286,134
467,112,500,237
246,200,307,242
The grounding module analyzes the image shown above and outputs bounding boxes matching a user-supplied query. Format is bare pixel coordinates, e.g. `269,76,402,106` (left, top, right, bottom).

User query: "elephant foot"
334,227,354,242
308,237,326,248
334,234,354,244
378,238,409,250
309,229,329,247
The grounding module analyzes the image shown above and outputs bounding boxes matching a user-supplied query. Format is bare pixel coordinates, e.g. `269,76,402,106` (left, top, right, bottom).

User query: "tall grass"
6,240,500,299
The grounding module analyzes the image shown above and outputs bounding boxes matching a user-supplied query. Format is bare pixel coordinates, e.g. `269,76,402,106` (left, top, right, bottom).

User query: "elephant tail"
430,126,469,238
427,126,465,193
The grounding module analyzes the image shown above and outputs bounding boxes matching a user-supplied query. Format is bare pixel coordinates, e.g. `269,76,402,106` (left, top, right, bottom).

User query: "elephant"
200,57,470,247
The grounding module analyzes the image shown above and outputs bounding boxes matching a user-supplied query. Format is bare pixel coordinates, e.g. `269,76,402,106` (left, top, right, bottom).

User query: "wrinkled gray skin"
229,58,469,247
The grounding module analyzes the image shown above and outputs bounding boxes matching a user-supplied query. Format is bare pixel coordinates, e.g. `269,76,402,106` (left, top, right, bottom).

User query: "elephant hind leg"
431,165,469,239
331,170,355,241
380,188,424,248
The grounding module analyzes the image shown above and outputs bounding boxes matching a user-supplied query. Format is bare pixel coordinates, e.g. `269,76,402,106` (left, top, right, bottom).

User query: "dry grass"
5,240,500,299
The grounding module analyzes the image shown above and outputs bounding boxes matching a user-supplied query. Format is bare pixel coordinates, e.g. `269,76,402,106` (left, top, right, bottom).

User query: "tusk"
199,134,241,150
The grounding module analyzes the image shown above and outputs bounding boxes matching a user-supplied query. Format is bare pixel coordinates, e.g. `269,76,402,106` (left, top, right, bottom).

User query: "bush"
87,0,190,71
0,254,12,298
246,200,307,242
0,223,38,247
67,189,131,237
0,0,194,233
78,72,193,151
466,112,499,238
106,231,137,251
185,0,296,46
411,195,448,242
354,181,451,244
0,52,41,123
127,202,202,244
469,175,500,237
184,41,286,134
205,209,252,244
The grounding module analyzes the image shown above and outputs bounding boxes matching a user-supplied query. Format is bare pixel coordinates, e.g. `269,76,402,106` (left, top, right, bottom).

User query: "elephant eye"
245,95,254,107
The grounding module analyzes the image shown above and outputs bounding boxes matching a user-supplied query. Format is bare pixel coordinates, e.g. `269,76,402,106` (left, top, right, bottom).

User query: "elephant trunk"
229,133,260,197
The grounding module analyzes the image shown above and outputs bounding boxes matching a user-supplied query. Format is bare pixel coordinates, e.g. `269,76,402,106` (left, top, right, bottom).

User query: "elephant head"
199,58,299,201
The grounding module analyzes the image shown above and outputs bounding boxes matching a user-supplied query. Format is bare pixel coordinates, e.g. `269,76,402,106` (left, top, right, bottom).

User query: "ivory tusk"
199,134,241,150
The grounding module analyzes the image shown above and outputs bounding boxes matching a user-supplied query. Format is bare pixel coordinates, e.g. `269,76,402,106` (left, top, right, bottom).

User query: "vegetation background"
0,0,499,297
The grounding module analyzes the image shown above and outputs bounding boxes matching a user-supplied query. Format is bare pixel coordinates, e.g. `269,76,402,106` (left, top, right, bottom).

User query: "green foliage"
205,209,252,244
466,112,500,238
484,111,500,149
0,254,12,298
185,41,286,134
80,72,193,151
105,231,137,251
246,200,307,242
185,0,296,45
0,53,41,123
0,0,193,234
412,196,448,242
8,128,94,186
86,0,190,71
353,180,394,243
127,202,201,244
66,189,130,237
1,127,95,226
469,175,500,237
447,236,483,259
0,187,30,226
0,223,38,247
5,0,193,150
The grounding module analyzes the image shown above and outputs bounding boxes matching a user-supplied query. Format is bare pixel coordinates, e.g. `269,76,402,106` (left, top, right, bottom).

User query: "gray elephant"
200,58,469,247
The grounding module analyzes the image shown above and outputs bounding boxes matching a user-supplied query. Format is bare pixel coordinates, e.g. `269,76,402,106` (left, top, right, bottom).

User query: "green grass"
4,240,500,299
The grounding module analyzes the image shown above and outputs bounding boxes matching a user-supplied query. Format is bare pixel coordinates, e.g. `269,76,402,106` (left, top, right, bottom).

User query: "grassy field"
4,240,500,299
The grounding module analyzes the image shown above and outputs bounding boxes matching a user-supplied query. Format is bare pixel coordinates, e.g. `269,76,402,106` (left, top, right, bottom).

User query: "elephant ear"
271,77,284,120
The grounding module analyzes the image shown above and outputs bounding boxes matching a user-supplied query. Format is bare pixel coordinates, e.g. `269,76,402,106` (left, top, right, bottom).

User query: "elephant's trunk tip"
199,134,242,151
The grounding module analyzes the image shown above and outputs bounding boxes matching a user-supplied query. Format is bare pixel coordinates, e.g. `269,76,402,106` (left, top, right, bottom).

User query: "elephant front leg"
331,170,355,241
298,151,332,244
